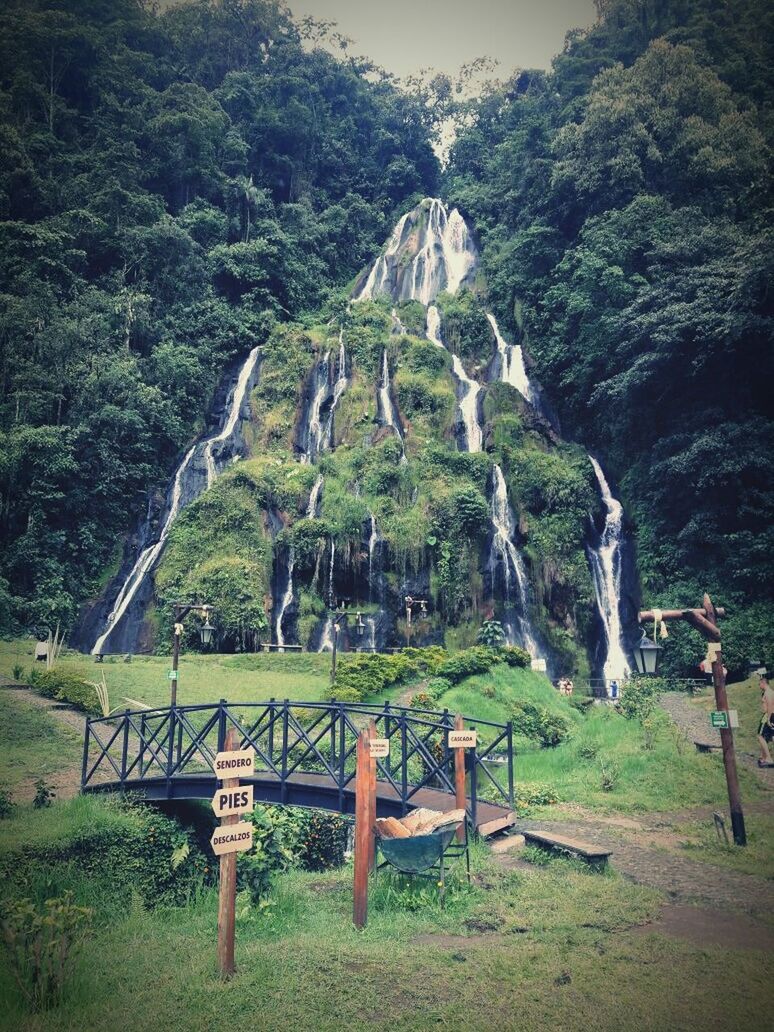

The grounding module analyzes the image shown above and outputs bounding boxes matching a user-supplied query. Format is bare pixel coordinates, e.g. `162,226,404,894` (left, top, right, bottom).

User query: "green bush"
437,646,501,684
501,645,531,667
426,677,452,700
296,810,349,872
1,892,92,1012
618,677,661,721
477,620,506,647
510,702,571,748
331,647,446,702
0,799,209,910
240,806,300,903
27,668,101,715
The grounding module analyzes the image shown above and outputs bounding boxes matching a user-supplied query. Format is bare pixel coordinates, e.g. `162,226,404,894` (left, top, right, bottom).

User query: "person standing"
757,675,774,768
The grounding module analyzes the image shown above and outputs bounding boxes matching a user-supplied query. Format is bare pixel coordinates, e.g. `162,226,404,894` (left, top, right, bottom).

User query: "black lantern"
355,612,365,637
633,631,662,676
200,612,215,646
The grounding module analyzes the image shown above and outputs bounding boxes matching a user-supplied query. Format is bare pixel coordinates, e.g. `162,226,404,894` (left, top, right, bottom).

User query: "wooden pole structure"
368,720,378,872
217,727,238,978
639,594,745,846
353,729,371,929
454,714,466,843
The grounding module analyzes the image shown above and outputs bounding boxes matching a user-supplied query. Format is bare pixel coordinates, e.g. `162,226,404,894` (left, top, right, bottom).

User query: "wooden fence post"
217,727,238,979
368,719,377,872
353,729,371,929
454,713,466,842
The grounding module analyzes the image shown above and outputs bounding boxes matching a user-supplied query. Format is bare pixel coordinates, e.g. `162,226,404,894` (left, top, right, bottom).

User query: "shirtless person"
757,675,774,768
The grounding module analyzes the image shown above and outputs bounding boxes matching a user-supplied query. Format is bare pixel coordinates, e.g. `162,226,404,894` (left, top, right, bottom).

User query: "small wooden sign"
214,747,255,778
211,784,254,819
531,658,547,672
449,729,477,748
210,821,254,856
369,738,390,758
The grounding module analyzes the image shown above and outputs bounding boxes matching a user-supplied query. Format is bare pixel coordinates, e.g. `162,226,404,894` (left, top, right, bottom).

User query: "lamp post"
638,594,746,846
404,596,428,648
170,602,214,707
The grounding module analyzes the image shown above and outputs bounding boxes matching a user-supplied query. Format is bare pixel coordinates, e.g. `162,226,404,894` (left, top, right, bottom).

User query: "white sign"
369,738,390,758
214,748,255,779
211,784,254,819
449,730,477,749
531,658,547,672
728,709,739,728
210,821,254,856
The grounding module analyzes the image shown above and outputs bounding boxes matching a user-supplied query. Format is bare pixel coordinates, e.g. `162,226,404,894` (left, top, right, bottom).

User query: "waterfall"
307,475,323,518
203,345,261,487
587,456,630,679
361,616,377,652
488,465,542,659
328,538,336,606
357,212,412,301
91,445,196,654
90,344,261,654
356,198,477,305
317,614,335,653
486,314,534,404
303,351,331,463
323,328,348,447
274,548,295,650
391,309,407,335
367,514,379,599
378,349,402,437
426,306,482,453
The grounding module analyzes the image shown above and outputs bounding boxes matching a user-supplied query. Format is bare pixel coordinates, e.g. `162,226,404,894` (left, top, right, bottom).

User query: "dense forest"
1,0,771,675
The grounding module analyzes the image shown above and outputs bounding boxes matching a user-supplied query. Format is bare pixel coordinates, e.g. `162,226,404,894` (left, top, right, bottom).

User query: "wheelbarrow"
375,822,470,902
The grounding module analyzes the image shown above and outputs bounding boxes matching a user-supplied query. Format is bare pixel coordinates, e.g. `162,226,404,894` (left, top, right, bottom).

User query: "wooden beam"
367,719,377,873
638,607,725,622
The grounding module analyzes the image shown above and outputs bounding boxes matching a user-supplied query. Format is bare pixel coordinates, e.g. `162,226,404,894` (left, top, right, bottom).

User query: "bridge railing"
81,699,515,822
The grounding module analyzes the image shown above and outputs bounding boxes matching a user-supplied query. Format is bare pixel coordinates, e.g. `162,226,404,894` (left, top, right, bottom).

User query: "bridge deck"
85,769,515,838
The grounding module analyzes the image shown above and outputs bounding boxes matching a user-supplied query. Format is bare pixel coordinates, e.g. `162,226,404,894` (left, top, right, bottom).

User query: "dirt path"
660,691,774,785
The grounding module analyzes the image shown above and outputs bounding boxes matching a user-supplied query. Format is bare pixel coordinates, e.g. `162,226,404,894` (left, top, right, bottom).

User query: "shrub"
477,620,506,647
426,677,452,700
32,780,55,809
240,806,300,903
331,647,447,702
12,664,24,681
296,811,349,872
410,691,434,709
510,702,571,748
0,799,209,909
27,668,101,715
618,677,661,720
501,645,531,668
577,742,599,760
1,893,92,1012
0,788,14,819
599,760,621,792
437,646,501,684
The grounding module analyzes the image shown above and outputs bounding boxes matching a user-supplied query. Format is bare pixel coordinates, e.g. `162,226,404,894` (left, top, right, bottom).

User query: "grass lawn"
0,691,84,801
688,677,764,756
0,795,768,1032
0,640,334,710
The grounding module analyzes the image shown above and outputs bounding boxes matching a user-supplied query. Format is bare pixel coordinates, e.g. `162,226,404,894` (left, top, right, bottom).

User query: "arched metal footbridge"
81,700,516,836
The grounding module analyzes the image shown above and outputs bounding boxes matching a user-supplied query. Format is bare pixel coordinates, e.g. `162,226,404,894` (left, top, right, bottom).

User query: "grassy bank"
0,802,768,1032
0,641,334,710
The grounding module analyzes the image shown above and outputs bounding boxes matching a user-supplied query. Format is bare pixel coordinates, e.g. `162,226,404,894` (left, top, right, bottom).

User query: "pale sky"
286,0,599,79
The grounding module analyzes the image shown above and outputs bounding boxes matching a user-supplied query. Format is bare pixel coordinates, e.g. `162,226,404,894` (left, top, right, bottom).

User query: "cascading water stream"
488,465,542,658
367,513,379,599
91,445,196,655
274,549,295,651
486,313,534,406
306,475,323,518
303,350,331,463
378,349,402,438
323,329,347,446
426,306,482,453
203,345,261,486
587,456,630,679
91,346,260,653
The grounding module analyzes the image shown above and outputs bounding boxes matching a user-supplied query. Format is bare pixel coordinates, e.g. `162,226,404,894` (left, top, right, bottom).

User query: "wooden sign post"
451,714,476,842
212,730,255,979
353,729,372,929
